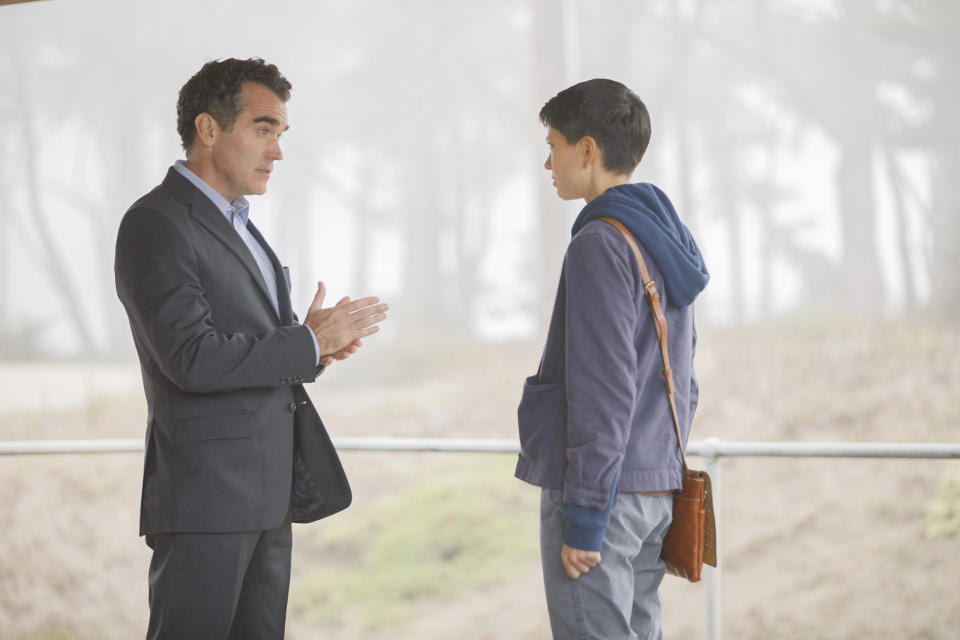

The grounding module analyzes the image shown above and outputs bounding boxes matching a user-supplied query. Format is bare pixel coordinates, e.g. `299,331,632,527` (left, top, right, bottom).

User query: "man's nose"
269,138,283,161
544,155,552,170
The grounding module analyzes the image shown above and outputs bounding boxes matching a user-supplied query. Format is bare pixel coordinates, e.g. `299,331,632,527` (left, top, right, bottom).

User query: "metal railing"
5,436,959,458
3,436,959,640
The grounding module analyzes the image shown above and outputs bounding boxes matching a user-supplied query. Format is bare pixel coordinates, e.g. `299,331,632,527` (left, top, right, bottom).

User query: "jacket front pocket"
172,410,261,523
517,377,566,467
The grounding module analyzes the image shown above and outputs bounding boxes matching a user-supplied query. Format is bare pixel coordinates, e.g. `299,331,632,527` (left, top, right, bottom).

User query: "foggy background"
2,0,957,362
1,1,959,639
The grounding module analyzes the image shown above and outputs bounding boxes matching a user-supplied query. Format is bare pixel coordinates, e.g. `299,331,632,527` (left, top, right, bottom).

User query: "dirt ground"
1,318,958,639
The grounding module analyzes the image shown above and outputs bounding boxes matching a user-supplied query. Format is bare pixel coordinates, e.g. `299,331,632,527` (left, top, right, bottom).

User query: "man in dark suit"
114,58,388,639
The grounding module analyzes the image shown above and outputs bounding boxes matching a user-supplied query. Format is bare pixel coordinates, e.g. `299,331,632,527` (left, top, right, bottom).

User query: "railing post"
703,437,722,640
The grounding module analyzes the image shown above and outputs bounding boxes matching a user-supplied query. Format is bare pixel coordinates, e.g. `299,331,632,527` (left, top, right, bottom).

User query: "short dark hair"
177,57,292,153
539,79,651,175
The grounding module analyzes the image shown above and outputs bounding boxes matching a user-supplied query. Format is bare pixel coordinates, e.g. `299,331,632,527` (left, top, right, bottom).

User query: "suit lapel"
162,169,282,323
248,220,295,325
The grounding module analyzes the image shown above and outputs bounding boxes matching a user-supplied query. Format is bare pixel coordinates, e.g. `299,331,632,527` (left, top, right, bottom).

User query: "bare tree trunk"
399,0,444,338
708,131,745,321
103,109,157,358
0,182,9,344
0,56,10,341
308,170,387,298
667,1,700,237
754,0,774,319
531,0,569,325
352,189,373,296
275,175,314,314
11,26,98,355
453,141,495,335
882,148,918,311
929,146,960,313
836,138,883,314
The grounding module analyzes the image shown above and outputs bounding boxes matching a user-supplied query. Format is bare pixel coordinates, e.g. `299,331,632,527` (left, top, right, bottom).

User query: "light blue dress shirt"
173,161,320,364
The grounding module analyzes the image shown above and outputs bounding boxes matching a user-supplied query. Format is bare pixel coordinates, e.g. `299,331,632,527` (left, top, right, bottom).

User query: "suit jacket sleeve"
115,205,318,393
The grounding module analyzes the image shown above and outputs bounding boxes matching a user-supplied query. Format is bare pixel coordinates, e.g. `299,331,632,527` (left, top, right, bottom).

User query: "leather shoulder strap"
598,217,688,470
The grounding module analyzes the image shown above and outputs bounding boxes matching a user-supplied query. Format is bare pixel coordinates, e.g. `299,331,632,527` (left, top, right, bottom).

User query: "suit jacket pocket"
174,411,255,443
172,410,261,525
517,376,566,468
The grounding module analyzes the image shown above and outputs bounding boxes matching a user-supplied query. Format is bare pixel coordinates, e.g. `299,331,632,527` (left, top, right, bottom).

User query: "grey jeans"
540,488,673,640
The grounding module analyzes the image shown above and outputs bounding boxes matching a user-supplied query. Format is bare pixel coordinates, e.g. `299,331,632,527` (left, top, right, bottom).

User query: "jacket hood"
571,182,709,307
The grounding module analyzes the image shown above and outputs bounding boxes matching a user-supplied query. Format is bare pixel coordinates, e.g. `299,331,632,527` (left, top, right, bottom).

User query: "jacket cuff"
562,470,620,551
563,502,609,551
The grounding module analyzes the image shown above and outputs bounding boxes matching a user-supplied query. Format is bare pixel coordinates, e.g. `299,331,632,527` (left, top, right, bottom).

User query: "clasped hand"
304,281,389,367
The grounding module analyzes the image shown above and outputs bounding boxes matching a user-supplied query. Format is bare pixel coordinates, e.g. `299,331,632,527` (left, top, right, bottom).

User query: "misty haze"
1,1,958,639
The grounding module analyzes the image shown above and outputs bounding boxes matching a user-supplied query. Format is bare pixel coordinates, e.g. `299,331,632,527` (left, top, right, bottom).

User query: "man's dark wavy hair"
539,78,651,175
177,57,292,153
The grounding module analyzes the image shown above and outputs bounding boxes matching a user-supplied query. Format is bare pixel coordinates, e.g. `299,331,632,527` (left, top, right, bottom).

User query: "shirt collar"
173,160,250,226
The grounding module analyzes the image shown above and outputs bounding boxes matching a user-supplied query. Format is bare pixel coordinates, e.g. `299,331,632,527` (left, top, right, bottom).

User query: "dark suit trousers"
146,513,292,640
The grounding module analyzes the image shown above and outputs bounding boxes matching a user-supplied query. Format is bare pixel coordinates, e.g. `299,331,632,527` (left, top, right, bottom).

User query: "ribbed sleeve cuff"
562,471,620,551
563,503,608,551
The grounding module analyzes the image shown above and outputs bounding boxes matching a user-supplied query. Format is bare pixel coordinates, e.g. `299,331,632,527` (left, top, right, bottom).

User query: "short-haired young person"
516,79,708,639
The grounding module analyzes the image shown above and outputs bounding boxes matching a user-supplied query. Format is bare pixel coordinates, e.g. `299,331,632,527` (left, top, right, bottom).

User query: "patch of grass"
291,456,539,627
926,464,960,539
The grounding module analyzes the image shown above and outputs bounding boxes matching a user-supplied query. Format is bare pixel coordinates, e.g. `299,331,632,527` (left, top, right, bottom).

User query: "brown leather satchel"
600,217,717,583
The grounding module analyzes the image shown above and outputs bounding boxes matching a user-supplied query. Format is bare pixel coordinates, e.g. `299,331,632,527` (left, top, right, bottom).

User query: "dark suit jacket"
115,167,350,536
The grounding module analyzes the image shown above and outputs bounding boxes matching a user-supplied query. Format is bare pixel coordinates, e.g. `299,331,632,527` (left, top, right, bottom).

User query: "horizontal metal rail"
2,435,958,640
2,436,959,458
689,438,960,459
0,437,519,455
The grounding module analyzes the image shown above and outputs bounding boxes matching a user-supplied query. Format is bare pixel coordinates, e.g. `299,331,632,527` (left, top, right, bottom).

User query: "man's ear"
578,135,599,168
193,113,218,150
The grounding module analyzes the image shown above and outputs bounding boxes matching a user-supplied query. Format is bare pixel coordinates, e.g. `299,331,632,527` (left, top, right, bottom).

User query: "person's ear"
193,113,218,150
579,135,599,168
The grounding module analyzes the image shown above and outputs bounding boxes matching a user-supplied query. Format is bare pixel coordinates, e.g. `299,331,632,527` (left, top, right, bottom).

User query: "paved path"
0,361,141,413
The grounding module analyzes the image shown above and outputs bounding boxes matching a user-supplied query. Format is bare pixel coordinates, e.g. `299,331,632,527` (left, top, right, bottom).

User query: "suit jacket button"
288,402,297,412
